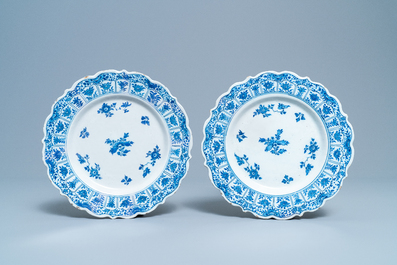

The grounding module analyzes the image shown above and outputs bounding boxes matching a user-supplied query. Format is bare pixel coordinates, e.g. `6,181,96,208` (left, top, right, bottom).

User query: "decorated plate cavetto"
43,70,192,218
202,71,354,219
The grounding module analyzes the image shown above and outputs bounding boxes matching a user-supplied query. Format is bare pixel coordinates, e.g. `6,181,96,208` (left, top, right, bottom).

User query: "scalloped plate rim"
202,70,354,219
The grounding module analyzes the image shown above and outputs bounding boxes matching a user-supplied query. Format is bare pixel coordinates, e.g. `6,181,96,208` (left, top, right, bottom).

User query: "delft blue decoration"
253,103,290,118
234,154,261,180
202,71,354,219
76,153,101,179
282,175,293,184
259,129,289,155
97,101,131,117
236,130,247,142
141,116,150,126
139,145,161,177
79,127,89,138
97,103,116,117
295,112,305,122
300,138,320,175
121,176,132,185
105,133,134,156
43,70,191,218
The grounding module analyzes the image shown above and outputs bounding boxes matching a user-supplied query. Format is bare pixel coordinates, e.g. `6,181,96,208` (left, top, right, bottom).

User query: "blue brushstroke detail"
80,127,89,138
147,91,161,105
43,71,192,218
141,116,150,126
118,81,128,91
282,175,293,184
234,153,261,180
97,102,116,117
139,145,161,178
253,103,290,118
236,130,247,142
295,112,305,122
76,153,101,179
120,102,131,113
300,138,320,175
97,102,131,117
105,133,134,156
121,176,132,185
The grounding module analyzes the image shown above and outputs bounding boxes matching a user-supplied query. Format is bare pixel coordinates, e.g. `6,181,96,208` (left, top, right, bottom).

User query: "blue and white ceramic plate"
43,70,192,218
202,71,354,219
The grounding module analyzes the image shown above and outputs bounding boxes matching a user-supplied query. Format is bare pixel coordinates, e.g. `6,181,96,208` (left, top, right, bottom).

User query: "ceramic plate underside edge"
202,71,354,219
43,70,192,218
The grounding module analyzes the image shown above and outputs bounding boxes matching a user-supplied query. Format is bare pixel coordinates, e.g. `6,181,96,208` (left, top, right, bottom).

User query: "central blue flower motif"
259,129,289,155
97,103,116,117
105,133,134,156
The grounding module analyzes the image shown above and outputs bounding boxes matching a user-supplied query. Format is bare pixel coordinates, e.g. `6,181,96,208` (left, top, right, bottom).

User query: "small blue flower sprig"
141,116,150,126
300,138,320,175
79,127,89,139
121,175,132,185
253,103,290,118
236,130,247,142
282,175,293,184
259,129,289,155
139,145,161,177
234,153,261,180
105,133,134,156
76,153,101,179
295,112,305,122
97,102,132,117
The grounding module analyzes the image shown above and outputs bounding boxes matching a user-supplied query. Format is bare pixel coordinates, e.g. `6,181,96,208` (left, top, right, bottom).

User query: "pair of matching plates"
42,70,354,219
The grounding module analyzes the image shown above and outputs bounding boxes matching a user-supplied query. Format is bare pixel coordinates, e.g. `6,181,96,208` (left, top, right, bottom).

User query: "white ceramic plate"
43,70,192,218
202,71,354,219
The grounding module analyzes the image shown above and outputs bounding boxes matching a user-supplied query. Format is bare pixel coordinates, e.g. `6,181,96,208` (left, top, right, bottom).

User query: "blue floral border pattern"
202,71,354,219
43,70,191,218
